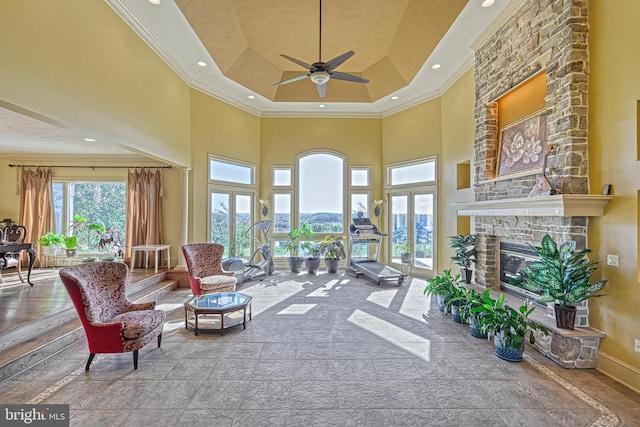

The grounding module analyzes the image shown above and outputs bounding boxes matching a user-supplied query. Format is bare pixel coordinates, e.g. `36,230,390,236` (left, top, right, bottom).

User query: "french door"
208,187,254,258
389,189,436,276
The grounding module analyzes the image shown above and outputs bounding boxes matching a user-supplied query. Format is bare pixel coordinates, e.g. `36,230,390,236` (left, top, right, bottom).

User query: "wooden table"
1,242,36,285
130,244,171,273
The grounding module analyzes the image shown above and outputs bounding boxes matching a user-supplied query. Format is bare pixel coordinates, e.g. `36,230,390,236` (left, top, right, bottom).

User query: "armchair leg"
158,333,162,348
133,349,139,370
85,353,96,371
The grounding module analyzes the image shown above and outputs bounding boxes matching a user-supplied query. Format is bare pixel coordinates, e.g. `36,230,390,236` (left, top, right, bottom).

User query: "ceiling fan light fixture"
310,71,330,85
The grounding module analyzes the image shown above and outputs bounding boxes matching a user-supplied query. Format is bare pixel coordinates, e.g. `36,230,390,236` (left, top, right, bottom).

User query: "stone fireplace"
453,0,611,368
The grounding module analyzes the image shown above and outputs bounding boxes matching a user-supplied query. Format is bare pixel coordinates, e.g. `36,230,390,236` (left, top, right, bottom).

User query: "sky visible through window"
299,153,343,214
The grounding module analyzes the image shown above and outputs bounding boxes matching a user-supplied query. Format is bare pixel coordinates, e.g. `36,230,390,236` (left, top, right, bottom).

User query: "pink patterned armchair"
59,262,166,371
182,243,237,296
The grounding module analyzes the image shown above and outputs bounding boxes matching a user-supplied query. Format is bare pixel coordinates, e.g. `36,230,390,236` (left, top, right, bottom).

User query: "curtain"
19,167,53,267
126,168,164,267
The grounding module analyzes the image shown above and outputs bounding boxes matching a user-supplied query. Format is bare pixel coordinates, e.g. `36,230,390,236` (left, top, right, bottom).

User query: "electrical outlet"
635,339,640,353
607,254,619,267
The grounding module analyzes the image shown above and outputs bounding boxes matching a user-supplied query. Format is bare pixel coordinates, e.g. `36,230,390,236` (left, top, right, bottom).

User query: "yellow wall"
260,117,382,208
0,0,191,166
189,90,261,242
440,69,476,273
589,0,640,390
381,97,442,270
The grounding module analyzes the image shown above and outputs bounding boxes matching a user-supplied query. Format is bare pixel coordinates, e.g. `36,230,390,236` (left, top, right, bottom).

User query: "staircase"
0,272,177,382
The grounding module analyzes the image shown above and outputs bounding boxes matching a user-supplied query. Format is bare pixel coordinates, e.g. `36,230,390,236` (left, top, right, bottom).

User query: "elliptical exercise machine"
242,219,275,281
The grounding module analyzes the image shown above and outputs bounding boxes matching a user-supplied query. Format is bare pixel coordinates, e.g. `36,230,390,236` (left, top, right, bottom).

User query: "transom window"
209,155,255,186
388,158,436,186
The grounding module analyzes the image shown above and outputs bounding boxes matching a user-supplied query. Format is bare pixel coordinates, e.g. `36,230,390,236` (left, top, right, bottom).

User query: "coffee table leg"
243,308,247,329
184,306,188,329
220,313,224,336
194,313,199,336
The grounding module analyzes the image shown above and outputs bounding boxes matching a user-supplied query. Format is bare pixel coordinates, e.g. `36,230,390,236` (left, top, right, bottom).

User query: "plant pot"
400,253,412,263
305,257,321,275
324,258,340,274
494,335,525,362
554,304,577,330
436,295,450,313
287,257,305,273
461,268,473,284
468,315,487,338
450,304,463,323
65,249,77,257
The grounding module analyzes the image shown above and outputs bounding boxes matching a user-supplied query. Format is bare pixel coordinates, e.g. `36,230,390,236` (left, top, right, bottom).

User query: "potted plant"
449,234,477,284
474,292,549,362
320,235,346,274
423,269,461,313
63,235,78,257
94,225,123,260
37,231,65,249
398,241,413,264
448,287,491,335
302,240,322,275
521,234,608,330
444,283,467,323
282,224,313,273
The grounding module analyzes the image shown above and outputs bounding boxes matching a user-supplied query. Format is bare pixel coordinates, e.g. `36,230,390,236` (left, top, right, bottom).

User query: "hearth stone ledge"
465,282,605,369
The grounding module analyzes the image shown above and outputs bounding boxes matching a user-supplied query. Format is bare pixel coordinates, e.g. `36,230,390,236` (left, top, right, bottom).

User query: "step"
0,276,177,382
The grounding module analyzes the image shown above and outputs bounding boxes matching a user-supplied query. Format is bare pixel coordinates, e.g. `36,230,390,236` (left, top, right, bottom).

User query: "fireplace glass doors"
499,242,541,299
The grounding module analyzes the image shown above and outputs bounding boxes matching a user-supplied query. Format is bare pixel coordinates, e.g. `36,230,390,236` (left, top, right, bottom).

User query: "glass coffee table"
184,292,252,336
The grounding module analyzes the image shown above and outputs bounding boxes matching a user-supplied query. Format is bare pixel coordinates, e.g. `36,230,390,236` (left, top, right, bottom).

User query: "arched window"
298,152,344,234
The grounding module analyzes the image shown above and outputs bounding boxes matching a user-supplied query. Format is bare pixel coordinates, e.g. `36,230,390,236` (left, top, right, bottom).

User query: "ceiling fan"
274,0,369,98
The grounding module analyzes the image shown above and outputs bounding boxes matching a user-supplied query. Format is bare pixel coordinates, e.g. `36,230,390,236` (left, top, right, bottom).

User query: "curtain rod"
8,164,172,170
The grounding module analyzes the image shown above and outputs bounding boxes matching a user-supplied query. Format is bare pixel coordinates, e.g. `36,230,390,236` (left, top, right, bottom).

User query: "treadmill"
346,217,406,286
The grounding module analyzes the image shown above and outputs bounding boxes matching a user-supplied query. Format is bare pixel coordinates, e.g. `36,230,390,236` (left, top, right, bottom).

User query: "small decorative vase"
65,249,77,257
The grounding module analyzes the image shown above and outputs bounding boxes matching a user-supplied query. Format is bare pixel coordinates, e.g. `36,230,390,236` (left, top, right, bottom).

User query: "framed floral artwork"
497,110,547,176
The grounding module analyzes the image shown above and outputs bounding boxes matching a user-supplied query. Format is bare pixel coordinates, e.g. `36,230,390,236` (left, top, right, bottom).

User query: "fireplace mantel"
452,194,612,217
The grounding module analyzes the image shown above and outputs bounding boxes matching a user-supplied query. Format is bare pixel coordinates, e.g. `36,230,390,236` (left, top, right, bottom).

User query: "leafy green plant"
474,292,549,350
37,232,65,248
449,234,477,269
319,235,346,259
521,235,608,307
448,287,489,324
423,269,462,311
283,224,313,257
63,235,78,250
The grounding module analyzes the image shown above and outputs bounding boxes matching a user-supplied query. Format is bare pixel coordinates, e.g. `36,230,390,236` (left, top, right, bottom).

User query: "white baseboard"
597,351,640,394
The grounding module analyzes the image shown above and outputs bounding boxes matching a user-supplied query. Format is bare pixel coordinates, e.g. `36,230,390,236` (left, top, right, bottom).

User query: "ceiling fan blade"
274,74,309,86
316,83,326,98
330,71,369,84
280,54,313,70
324,51,355,70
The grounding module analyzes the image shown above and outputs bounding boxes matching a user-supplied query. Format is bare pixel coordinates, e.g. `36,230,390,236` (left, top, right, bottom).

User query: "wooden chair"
0,225,28,283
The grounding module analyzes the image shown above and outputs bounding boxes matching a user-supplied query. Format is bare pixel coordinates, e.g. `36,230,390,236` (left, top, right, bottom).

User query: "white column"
175,167,191,270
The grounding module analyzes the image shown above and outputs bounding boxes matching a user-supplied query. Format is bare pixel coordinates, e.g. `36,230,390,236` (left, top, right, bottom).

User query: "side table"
131,244,171,273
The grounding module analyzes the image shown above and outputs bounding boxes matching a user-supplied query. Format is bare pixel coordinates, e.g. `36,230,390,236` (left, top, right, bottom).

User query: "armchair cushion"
112,310,166,341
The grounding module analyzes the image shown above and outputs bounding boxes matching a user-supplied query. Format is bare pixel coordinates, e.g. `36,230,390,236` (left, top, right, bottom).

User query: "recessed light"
391,96,399,100
318,104,326,108
482,0,495,7
148,0,161,4
248,95,255,99
197,61,207,67
432,64,441,69
84,138,96,142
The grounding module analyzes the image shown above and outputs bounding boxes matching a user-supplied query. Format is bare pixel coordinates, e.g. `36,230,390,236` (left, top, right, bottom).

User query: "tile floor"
1,271,640,426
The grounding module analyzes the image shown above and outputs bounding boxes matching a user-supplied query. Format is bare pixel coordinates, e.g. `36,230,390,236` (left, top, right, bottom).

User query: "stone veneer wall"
472,0,590,294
